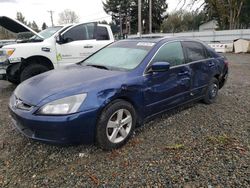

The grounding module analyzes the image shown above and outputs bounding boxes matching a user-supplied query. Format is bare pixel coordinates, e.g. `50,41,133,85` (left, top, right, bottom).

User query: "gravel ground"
0,53,249,187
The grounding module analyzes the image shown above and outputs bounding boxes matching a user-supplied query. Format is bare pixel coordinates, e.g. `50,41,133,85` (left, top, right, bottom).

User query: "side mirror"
148,62,170,73
55,34,64,44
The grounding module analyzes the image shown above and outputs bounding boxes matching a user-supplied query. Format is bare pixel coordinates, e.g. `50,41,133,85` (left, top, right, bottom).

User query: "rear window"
183,41,207,62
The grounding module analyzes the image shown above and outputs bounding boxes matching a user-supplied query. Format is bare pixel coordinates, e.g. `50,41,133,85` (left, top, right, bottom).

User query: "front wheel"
20,64,50,82
203,77,219,104
96,100,136,150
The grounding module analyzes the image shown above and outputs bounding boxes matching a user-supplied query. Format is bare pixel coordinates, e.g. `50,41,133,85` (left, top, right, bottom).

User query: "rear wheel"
20,64,49,82
96,100,136,150
203,77,219,104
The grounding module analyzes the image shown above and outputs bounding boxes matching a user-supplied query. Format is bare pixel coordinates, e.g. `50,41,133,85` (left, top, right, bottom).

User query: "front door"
55,23,99,66
144,41,192,116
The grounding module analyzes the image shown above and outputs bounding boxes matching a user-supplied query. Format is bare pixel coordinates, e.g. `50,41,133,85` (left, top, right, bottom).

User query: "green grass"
207,135,232,145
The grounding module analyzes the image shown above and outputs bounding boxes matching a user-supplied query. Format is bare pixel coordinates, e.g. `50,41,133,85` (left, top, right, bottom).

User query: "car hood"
14,65,126,106
0,16,43,39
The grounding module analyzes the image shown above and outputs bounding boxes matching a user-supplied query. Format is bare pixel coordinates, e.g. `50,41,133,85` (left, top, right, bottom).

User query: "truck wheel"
20,64,49,82
96,100,136,150
7,76,20,85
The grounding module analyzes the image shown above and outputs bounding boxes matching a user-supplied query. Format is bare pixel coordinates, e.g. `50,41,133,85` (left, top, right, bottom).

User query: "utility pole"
47,10,54,27
149,0,152,34
138,0,142,37
119,5,122,39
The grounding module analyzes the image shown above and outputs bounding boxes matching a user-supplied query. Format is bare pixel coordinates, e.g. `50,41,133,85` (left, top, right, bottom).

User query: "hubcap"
210,83,218,98
106,109,132,144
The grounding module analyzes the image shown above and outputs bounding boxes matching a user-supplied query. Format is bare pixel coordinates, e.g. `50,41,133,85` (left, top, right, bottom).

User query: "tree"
161,10,207,33
179,0,250,29
58,9,79,24
240,0,250,28
0,26,16,39
16,12,27,25
99,20,108,24
162,11,183,33
140,0,168,33
31,21,39,32
42,22,48,30
103,0,133,34
103,0,168,34
204,0,245,29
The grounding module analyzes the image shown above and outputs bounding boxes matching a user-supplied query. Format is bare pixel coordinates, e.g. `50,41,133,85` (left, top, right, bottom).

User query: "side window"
183,42,207,62
63,23,95,42
96,26,110,40
152,42,185,67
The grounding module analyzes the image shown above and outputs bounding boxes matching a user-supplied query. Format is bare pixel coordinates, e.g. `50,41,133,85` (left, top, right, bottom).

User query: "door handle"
178,71,189,76
180,78,191,85
208,62,215,67
84,45,93,49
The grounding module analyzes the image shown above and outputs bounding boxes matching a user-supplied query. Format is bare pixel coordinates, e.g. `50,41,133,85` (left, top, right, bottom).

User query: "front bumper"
219,68,229,89
9,103,98,145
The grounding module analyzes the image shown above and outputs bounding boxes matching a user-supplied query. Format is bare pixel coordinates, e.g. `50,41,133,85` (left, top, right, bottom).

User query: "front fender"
95,85,145,125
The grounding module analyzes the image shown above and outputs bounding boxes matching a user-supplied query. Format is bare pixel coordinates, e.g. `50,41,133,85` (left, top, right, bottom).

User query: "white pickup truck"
0,16,114,83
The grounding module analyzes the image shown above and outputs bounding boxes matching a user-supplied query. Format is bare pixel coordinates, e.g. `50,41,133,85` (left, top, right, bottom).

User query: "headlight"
38,94,87,115
5,48,15,57
0,48,15,62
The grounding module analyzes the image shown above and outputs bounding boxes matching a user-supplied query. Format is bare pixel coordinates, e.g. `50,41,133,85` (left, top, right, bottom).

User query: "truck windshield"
39,27,63,39
82,41,155,71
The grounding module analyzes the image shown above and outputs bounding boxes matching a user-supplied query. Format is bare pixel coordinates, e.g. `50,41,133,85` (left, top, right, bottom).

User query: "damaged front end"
0,49,13,80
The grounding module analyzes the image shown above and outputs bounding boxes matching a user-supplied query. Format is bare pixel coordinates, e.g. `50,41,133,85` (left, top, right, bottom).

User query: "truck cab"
0,16,114,83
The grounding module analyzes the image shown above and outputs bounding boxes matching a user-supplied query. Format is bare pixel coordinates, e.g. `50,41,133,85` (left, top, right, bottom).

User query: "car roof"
125,36,204,44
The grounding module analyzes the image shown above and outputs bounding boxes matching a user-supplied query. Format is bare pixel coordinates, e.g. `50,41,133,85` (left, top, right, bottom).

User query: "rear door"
182,41,216,98
144,41,192,116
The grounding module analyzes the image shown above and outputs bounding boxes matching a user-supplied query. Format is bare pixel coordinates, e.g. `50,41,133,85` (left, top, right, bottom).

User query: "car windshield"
82,41,155,71
30,26,63,40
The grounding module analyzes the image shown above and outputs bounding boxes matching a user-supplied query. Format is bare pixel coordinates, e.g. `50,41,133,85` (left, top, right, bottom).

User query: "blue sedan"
9,38,228,150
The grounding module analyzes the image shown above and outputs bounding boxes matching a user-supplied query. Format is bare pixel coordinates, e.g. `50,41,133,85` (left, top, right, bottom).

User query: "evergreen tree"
42,22,48,30
16,12,27,25
103,0,168,34
31,21,39,32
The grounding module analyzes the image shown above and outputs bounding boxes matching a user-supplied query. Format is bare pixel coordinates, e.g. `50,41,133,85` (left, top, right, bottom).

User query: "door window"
183,41,207,62
96,26,110,40
63,23,95,42
152,42,185,67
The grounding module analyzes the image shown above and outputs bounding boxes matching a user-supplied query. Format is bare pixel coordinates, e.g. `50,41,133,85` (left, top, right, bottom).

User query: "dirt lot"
0,54,249,187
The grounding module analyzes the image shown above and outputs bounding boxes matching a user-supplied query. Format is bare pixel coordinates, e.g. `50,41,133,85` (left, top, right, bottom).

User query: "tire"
20,64,50,82
7,76,19,85
203,77,219,104
96,100,136,150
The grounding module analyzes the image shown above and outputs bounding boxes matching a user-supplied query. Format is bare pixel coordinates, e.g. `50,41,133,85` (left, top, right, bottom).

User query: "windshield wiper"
86,64,110,70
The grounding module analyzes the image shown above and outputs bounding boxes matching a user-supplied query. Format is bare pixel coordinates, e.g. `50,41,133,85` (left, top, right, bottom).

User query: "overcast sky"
0,0,202,29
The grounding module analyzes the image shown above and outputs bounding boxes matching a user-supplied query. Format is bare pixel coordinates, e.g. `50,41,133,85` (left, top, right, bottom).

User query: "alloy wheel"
106,109,132,144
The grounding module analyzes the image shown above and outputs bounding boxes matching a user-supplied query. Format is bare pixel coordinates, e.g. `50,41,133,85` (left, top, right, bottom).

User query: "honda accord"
9,38,228,150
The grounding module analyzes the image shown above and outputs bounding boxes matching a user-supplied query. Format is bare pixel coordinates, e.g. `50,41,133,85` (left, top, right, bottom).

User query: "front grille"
14,96,33,111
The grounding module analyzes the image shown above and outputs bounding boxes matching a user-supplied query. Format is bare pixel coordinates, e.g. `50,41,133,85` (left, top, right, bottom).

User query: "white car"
0,16,114,83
